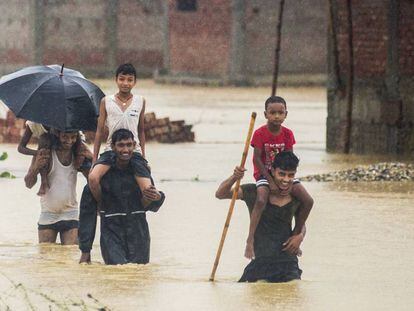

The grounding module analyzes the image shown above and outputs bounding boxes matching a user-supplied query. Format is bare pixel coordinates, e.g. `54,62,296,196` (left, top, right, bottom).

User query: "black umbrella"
0,64,105,131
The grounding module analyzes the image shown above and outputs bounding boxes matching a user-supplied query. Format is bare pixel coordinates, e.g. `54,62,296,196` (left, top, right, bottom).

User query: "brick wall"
0,111,26,144
327,0,414,154
168,0,232,77
167,0,327,79
399,0,414,76
336,1,388,78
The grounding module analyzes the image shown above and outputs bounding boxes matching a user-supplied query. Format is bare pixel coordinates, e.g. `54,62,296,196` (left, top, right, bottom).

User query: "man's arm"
24,150,50,188
282,217,307,256
138,98,146,159
18,126,37,156
215,166,245,200
142,186,165,212
281,185,313,255
92,98,107,163
290,183,313,235
78,144,92,179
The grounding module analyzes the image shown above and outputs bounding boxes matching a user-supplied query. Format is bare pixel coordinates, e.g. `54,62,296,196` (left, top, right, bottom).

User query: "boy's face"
264,102,287,126
271,167,296,194
58,132,78,150
116,73,136,94
112,138,136,162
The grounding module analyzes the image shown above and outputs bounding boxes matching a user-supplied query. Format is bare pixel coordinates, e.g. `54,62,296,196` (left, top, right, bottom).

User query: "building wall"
244,0,327,76
327,0,414,154
42,0,107,71
0,0,35,76
168,0,232,77
167,0,327,80
0,0,165,77
0,0,327,80
117,0,164,73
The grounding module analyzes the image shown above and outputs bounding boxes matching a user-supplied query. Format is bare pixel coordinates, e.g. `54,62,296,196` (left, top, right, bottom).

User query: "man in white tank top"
89,63,154,207
25,130,90,245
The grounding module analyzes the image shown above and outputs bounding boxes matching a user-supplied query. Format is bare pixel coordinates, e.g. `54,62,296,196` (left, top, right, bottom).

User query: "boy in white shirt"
89,63,157,206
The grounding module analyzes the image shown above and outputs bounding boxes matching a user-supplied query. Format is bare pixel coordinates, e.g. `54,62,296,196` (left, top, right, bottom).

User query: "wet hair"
272,151,299,171
115,63,137,79
265,96,287,110
111,129,134,144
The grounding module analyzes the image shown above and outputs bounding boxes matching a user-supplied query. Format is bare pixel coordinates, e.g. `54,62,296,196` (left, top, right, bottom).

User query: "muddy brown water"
0,81,413,310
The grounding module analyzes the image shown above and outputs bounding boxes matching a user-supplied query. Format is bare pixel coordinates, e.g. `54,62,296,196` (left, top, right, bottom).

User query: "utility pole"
271,0,285,96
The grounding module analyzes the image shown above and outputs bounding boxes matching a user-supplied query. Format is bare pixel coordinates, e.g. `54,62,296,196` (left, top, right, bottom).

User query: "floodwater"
0,81,413,310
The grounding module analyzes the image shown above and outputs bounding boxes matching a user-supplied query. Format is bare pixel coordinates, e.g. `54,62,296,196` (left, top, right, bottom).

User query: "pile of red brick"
0,110,195,144
143,112,195,143
0,111,26,143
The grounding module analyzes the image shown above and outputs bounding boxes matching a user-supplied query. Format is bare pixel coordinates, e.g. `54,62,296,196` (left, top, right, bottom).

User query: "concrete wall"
0,0,35,76
327,0,414,154
117,0,164,73
42,0,107,74
244,0,327,76
0,0,165,77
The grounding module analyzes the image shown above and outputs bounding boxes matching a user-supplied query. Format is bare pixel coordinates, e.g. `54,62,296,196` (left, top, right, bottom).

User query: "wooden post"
271,0,285,96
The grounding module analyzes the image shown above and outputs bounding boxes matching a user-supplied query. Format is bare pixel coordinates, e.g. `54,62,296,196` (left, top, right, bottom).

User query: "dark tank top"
241,184,300,262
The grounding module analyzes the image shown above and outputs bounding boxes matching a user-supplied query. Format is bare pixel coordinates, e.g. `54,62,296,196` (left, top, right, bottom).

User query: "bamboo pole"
271,0,285,96
209,112,257,282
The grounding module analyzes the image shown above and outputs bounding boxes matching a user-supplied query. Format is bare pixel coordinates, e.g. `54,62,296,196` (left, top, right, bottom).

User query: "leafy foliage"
0,152,15,179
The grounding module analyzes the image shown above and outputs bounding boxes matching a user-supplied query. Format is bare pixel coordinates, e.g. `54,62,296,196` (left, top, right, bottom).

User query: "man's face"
58,132,78,150
271,167,296,194
112,138,136,162
264,102,287,126
116,73,136,93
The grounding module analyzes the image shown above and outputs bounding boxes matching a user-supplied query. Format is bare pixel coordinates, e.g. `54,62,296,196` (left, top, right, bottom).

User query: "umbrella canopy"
0,64,105,131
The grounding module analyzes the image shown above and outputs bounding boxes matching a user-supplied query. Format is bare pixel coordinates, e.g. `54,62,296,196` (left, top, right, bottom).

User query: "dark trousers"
78,185,151,265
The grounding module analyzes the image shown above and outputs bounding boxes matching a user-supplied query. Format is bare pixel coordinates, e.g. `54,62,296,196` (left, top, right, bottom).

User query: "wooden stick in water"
209,112,257,282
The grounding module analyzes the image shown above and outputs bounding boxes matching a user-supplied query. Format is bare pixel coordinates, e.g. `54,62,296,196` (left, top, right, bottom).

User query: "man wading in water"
79,129,165,264
215,151,311,282
24,130,90,244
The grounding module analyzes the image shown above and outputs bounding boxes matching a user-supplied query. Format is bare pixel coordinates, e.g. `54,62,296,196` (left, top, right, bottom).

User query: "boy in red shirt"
245,96,313,259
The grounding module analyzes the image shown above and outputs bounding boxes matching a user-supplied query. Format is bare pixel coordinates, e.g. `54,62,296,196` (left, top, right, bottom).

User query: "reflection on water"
1,82,413,310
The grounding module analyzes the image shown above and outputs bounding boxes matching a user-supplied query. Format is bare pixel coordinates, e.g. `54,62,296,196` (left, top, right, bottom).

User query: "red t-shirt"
251,125,296,180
